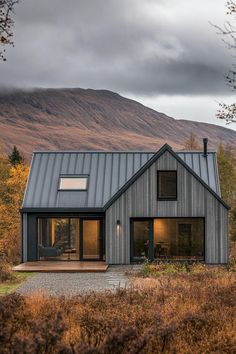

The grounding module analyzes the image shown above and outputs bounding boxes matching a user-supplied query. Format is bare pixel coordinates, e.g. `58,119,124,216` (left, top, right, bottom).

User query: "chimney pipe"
203,138,208,157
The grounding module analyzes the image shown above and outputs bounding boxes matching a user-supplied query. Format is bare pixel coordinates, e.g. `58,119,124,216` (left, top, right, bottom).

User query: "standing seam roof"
22,150,221,209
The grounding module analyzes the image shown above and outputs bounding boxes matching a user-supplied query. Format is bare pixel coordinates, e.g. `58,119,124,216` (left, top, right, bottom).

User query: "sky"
0,0,235,130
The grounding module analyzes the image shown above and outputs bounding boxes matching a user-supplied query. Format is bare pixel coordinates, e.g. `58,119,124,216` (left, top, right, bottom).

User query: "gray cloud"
0,0,232,97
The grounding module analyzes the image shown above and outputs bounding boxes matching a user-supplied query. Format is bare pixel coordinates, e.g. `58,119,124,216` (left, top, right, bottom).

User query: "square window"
157,171,177,200
59,176,88,190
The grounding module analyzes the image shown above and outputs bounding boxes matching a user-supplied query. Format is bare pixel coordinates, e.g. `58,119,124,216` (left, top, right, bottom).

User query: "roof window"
59,176,88,190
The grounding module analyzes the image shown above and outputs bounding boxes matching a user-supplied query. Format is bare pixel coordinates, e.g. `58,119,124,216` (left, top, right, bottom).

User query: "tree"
0,0,19,61
217,102,236,123
217,143,236,241
215,1,236,123
0,162,29,262
183,133,201,150
0,152,10,198
8,145,24,166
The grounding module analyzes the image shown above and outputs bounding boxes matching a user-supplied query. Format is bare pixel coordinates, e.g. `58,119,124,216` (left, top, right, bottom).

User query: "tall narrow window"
59,176,88,190
157,171,177,200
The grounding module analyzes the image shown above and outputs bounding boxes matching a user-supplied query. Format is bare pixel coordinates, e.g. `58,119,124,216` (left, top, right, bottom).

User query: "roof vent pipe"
203,138,208,157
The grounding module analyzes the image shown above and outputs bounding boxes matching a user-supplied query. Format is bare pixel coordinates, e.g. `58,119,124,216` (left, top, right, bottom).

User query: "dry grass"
0,258,35,296
0,270,236,353
135,260,236,278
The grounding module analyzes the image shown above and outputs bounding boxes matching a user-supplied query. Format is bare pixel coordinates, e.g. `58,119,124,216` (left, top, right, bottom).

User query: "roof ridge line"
32,150,217,154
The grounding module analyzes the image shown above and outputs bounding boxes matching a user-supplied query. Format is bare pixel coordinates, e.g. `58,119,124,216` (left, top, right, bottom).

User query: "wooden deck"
13,261,109,273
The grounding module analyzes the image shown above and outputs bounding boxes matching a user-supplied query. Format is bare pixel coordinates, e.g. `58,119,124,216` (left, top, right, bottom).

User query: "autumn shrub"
0,261,15,282
227,257,236,272
139,260,209,278
0,253,15,282
0,273,236,353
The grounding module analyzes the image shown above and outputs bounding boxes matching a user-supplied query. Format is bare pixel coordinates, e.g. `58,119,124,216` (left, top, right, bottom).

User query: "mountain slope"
0,88,235,159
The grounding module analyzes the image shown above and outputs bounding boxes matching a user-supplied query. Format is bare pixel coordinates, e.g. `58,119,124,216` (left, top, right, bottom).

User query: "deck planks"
13,261,109,273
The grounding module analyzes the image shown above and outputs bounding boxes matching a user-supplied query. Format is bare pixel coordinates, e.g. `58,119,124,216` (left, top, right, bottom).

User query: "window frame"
157,170,177,201
58,175,89,191
130,217,205,262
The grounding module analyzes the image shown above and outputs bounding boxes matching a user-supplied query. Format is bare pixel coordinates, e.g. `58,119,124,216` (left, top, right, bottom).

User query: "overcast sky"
0,0,235,130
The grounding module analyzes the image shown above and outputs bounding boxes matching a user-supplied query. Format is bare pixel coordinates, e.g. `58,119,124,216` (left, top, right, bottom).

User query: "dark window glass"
157,171,177,199
154,218,204,260
133,221,149,260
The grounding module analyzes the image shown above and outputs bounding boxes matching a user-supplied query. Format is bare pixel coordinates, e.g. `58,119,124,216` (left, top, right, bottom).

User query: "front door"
81,219,103,260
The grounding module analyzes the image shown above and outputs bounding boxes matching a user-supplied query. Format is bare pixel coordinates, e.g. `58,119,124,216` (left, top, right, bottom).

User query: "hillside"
0,88,235,159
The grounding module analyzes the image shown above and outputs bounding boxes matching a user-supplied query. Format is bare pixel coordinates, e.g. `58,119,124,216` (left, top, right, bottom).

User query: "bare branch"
214,1,236,123
0,0,19,61
217,102,236,123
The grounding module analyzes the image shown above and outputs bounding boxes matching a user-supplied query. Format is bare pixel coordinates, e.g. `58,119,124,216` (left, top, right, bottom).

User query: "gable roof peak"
159,143,173,151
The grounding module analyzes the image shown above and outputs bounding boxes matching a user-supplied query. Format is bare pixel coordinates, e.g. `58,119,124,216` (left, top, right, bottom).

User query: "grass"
0,267,236,353
0,272,34,296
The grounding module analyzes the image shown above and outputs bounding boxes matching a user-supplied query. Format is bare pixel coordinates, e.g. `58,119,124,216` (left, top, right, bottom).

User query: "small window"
59,176,88,190
157,171,177,200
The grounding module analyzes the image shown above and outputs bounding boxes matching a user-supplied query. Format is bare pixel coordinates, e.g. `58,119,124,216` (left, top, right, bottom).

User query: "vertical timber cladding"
105,150,228,264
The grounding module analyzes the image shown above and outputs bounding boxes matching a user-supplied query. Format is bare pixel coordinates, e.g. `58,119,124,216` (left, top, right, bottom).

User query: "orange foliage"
0,163,29,262
0,272,236,353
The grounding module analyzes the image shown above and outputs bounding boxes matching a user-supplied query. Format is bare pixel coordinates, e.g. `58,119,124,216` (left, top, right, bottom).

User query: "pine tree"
8,145,24,166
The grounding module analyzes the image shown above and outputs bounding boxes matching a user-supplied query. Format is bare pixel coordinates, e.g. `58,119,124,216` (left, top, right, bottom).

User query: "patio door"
80,219,103,261
131,218,204,262
130,219,153,262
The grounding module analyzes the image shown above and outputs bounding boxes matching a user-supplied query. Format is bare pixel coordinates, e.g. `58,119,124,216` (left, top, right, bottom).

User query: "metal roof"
22,147,221,210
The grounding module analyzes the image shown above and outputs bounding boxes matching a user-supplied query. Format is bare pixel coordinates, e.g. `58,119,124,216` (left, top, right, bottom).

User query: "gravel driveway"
16,266,140,296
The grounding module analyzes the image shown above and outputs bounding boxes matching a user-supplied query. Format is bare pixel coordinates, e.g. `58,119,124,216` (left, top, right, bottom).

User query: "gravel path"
16,265,140,296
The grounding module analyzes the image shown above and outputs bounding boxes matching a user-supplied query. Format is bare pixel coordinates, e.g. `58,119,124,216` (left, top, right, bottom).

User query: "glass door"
38,218,80,260
130,218,204,262
130,219,153,262
81,219,103,260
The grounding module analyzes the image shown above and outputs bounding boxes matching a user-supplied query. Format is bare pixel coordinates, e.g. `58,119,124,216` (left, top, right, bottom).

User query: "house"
20,140,229,265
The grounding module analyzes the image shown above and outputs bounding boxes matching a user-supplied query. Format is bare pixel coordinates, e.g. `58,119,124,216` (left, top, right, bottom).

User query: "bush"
139,261,208,277
0,258,15,282
0,273,236,353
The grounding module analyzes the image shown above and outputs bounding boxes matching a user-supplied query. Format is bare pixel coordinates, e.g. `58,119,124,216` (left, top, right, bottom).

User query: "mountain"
0,88,235,159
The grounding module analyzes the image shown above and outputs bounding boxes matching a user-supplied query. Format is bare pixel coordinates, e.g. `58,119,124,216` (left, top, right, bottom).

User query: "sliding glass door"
131,218,204,262
38,218,80,260
131,219,153,261
38,217,104,261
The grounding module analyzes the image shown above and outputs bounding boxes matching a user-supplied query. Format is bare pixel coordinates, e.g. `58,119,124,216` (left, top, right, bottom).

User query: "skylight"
59,176,88,190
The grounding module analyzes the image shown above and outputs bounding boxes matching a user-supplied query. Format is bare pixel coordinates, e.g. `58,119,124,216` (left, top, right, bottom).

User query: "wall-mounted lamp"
116,220,121,236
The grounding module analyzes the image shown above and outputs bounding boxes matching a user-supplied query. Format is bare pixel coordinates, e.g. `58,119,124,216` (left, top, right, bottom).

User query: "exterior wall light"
116,220,121,236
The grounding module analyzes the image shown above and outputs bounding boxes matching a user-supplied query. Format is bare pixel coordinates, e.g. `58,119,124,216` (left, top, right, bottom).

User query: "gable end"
104,144,229,210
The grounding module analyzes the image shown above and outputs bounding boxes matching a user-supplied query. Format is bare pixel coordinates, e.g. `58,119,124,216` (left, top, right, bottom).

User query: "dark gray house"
20,142,229,264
